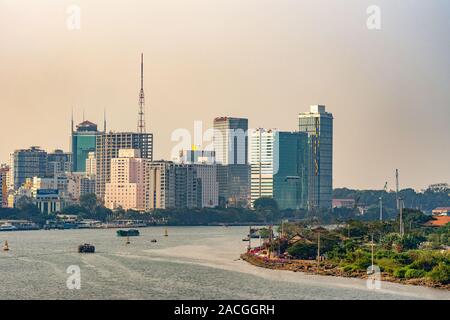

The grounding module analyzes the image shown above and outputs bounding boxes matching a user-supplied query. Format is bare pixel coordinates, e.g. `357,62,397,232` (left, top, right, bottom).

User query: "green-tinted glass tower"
273,131,308,210
71,120,100,173
250,129,308,210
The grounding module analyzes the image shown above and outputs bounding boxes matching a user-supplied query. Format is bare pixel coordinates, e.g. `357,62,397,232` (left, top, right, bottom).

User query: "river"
0,226,448,300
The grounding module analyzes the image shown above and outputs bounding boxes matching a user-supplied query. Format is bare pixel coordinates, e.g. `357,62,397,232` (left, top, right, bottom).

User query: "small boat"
3,241,10,251
242,238,250,242
116,229,140,237
78,243,95,253
164,228,168,237
0,223,17,232
151,239,157,243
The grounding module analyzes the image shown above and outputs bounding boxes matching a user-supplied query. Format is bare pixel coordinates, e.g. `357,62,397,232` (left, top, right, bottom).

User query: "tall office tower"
47,149,72,177
146,161,202,210
176,151,218,207
213,117,248,165
71,120,100,173
178,149,216,164
96,132,153,201
10,147,48,190
299,105,333,210
250,128,276,203
147,161,176,210
250,129,308,210
105,149,148,211
85,152,97,177
192,164,219,208
174,164,201,209
0,165,9,207
217,164,250,208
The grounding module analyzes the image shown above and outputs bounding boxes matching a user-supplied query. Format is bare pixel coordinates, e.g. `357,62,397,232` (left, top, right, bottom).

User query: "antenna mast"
138,53,146,133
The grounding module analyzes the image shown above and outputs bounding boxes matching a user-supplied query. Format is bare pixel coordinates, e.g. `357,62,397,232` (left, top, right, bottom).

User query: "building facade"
10,147,48,190
71,120,99,173
299,105,333,210
217,164,250,208
95,132,153,201
0,165,9,207
105,149,148,211
213,117,248,165
47,149,72,177
178,149,216,165
250,129,308,210
192,164,219,208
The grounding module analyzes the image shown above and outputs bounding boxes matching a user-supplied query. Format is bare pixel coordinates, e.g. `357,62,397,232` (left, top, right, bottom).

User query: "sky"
0,0,449,190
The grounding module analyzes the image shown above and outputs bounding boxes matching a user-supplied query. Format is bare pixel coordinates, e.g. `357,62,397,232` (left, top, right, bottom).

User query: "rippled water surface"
0,226,448,300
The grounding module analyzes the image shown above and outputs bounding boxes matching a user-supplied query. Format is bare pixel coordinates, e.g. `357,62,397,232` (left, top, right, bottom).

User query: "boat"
78,243,95,253
242,237,250,242
3,241,10,251
0,223,18,232
151,239,157,243
116,229,140,237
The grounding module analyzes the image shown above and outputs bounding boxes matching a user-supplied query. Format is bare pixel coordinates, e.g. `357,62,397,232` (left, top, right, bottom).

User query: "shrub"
393,267,409,278
376,258,401,273
404,268,426,279
427,263,450,284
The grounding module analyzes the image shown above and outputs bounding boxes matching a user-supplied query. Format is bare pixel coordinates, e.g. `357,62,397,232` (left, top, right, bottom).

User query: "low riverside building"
432,207,450,216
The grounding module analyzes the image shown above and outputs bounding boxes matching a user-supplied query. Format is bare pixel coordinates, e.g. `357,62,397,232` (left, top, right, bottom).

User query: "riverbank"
241,253,450,291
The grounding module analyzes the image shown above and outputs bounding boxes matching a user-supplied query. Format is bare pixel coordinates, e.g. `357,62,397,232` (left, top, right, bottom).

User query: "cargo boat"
116,229,140,237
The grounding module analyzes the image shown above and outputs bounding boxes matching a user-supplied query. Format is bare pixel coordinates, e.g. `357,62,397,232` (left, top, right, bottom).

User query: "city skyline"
1,0,449,190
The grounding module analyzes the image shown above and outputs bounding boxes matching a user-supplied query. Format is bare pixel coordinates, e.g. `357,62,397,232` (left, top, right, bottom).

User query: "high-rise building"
175,152,219,208
217,164,250,208
213,117,248,165
250,129,308,210
192,164,219,208
85,152,96,177
0,165,9,207
96,132,153,201
178,149,216,165
299,105,333,209
71,120,100,173
10,147,48,190
105,149,148,211
146,161,176,210
146,161,202,210
47,149,72,177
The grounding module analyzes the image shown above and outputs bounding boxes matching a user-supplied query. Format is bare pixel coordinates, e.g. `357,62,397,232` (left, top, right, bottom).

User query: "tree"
79,193,98,214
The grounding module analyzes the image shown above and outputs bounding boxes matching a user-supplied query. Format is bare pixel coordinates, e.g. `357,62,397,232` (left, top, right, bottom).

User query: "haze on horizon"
0,0,449,191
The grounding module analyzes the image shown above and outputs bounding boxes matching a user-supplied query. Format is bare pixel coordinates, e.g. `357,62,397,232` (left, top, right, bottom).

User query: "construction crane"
379,182,388,221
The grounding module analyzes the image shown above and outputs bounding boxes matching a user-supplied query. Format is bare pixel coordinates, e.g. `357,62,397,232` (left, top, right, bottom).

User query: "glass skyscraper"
299,105,333,210
71,121,99,173
250,129,308,210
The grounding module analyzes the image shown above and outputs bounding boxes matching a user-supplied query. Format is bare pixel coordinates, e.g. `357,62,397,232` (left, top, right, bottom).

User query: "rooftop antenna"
71,107,74,133
103,108,107,133
395,169,399,210
137,53,146,133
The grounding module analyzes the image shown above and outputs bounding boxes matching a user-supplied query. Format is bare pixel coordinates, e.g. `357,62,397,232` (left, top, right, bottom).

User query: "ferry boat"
116,229,140,237
78,243,95,253
0,223,18,232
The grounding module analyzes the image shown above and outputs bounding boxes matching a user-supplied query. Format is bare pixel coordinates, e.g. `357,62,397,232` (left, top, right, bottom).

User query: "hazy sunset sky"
0,0,449,190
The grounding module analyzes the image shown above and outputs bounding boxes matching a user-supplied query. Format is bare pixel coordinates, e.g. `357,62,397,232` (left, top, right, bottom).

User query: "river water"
0,226,448,300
